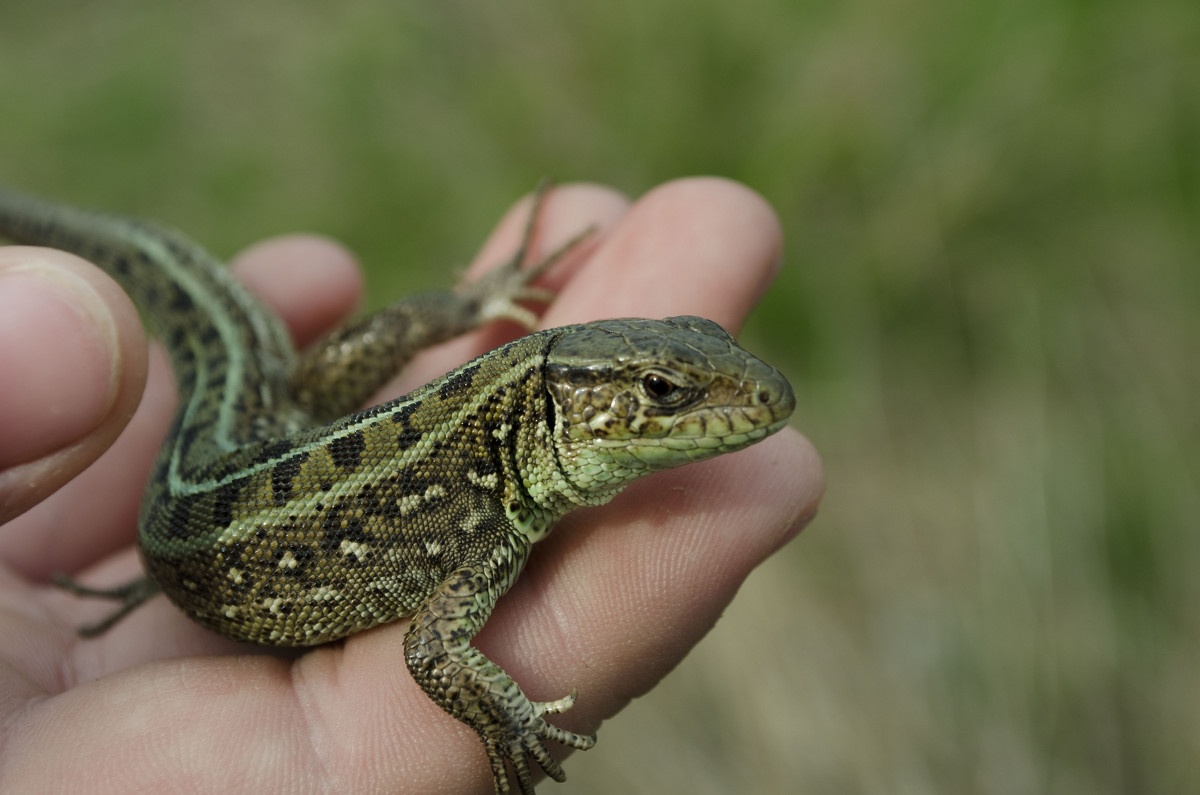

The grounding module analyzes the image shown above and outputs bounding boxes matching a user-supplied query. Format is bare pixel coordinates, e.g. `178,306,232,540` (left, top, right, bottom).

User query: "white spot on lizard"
340,539,369,561
467,470,499,491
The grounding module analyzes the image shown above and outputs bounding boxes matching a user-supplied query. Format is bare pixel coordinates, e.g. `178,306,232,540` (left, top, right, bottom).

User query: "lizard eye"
642,372,681,403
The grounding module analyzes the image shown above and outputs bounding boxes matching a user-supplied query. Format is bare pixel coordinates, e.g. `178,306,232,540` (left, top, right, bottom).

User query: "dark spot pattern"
329,431,366,470
169,286,195,312
167,493,204,539
438,363,480,399
391,401,424,449
199,326,222,347
254,439,295,466
213,479,243,529
270,451,309,506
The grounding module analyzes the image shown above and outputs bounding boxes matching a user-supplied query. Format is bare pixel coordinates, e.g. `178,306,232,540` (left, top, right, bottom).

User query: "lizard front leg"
288,180,590,422
404,564,596,794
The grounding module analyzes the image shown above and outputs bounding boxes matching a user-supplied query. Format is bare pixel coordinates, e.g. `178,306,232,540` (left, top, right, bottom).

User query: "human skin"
0,177,823,792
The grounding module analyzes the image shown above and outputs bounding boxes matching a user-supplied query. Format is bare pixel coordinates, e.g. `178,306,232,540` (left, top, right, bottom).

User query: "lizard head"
543,316,795,498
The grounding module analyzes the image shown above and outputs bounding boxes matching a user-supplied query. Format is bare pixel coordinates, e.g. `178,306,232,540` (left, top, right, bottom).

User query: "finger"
6,645,488,793
230,233,362,349
389,176,780,400
462,181,630,288
469,427,822,736
384,183,632,396
544,176,784,331
5,655,313,792
0,248,146,528
5,237,362,585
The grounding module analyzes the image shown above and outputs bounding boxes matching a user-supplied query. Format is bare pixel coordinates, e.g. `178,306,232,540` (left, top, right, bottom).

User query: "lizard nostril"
758,390,771,405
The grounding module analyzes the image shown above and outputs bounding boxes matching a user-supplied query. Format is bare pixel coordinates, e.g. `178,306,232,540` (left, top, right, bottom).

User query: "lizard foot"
52,573,161,637
459,179,595,331
484,689,597,795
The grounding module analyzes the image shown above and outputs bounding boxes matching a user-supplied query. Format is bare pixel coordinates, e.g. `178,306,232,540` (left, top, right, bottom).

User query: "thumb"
0,246,146,523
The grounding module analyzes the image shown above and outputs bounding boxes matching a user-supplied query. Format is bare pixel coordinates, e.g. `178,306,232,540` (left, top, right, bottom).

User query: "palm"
0,179,821,792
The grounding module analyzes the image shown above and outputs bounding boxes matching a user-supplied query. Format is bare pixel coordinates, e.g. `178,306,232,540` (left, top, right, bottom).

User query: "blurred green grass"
2,1,1196,792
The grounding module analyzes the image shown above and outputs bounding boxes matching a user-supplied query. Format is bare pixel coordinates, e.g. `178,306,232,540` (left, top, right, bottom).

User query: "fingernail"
0,258,122,468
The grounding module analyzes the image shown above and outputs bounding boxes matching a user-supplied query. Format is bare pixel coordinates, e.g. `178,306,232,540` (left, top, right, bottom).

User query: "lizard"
0,183,795,793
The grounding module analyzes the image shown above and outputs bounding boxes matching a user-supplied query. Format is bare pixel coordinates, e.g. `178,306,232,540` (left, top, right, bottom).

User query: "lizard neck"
501,334,622,543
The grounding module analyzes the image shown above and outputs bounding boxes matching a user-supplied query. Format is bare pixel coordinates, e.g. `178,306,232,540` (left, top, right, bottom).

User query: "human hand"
0,178,823,792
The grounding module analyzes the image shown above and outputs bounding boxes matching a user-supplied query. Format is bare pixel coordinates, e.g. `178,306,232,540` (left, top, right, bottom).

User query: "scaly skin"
0,184,794,793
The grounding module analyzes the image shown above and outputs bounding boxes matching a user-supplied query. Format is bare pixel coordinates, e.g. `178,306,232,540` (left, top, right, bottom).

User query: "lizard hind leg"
51,573,161,637
459,179,596,332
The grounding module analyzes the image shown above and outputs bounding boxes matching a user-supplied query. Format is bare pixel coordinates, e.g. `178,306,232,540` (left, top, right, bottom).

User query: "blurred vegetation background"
2,1,1196,792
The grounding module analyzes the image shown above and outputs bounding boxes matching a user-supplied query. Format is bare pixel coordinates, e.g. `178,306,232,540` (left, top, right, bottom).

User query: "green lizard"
0,184,794,793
